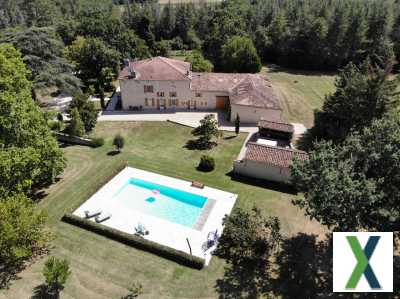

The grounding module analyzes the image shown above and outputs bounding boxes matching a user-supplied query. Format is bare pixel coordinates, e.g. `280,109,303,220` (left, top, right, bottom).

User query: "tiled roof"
229,75,281,110
191,72,247,91
258,119,294,133
119,57,281,110
244,142,307,168
192,72,281,110
119,57,191,81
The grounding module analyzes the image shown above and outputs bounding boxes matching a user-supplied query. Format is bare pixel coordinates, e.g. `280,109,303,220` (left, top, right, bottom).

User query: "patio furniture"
191,181,204,189
84,209,102,219
135,223,149,236
95,213,112,223
202,230,219,252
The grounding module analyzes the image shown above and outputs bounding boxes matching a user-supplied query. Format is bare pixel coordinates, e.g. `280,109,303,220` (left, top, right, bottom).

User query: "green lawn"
263,66,336,127
0,122,324,299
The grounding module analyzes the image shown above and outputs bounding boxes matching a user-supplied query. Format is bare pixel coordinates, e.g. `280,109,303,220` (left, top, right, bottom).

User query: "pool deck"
73,167,237,265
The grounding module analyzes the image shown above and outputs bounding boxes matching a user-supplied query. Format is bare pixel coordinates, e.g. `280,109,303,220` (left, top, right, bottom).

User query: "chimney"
128,65,136,79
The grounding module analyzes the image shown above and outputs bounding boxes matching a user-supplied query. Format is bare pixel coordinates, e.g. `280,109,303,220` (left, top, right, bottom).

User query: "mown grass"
0,122,324,299
264,66,336,127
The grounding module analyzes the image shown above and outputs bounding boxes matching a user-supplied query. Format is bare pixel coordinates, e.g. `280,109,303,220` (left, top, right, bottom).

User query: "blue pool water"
113,178,208,228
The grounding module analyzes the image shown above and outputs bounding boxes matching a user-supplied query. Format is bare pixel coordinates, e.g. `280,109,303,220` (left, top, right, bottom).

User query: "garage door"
216,96,229,109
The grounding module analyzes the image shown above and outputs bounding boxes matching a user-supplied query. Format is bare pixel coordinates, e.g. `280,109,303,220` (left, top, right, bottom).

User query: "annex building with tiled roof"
234,141,307,184
118,56,283,123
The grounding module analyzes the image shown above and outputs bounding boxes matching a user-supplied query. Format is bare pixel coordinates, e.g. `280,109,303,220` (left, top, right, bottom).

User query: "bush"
49,120,63,132
62,214,205,269
198,155,215,172
113,134,125,152
91,137,104,148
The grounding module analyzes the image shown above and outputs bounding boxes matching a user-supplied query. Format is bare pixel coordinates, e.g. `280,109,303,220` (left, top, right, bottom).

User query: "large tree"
67,92,98,133
306,59,399,147
292,118,400,232
0,193,49,273
185,50,213,72
64,36,120,86
0,27,81,95
214,207,281,298
0,44,65,194
221,36,262,73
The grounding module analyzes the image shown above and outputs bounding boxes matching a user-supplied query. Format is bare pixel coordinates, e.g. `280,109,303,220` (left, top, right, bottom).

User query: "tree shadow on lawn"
215,233,400,299
266,64,336,77
184,139,217,151
226,171,297,195
0,263,26,290
107,150,121,156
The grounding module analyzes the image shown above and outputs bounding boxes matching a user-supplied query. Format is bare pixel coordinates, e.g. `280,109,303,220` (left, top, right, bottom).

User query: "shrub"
91,137,104,148
113,134,125,152
57,113,63,122
67,108,85,137
198,155,215,172
43,256,71,295
49,120,63,132
62,214,205,269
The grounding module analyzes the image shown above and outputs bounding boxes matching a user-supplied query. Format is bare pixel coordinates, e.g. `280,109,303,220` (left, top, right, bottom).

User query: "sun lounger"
135,223,149,236
95,213,111,223
84,209,102,218
191,181,204,189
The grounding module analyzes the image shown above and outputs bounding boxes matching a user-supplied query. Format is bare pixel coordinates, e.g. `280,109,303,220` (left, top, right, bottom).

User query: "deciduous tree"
221,36,261,73
292,118,400,232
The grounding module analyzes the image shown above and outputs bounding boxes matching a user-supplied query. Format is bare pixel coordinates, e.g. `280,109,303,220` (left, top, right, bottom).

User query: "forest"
0,0,399,96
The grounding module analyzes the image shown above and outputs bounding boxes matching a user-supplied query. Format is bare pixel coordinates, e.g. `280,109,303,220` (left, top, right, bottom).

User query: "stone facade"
119,57,283,124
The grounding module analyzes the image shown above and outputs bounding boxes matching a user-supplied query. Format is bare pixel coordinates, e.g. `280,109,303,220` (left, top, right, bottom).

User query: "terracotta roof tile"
119,57,191,81
119,57,281,110
229,75,281,109
258,119,294,133
244,142,307,168
192,73,281,109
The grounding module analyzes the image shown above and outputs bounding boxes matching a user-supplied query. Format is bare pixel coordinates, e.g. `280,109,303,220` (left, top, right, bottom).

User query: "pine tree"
235,114,240,135
67,108,85,137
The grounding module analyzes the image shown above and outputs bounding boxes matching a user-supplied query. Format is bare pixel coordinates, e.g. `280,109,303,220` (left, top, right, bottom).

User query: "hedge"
62,213,205,269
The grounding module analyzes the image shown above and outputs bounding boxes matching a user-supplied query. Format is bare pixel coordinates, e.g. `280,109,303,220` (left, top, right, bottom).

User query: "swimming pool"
113,178,208,228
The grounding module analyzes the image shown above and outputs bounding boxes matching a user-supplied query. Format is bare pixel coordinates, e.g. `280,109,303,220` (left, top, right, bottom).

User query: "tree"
43,256,71,297
185,50,213,72
306,59,399,147
159,2,175,40
0,44,65,191
191,114,220,149
67,108,85,137
198,155,215,172
235,113,240,135
292,118,400,232
113,30,150,60
214,207,281,297
153,40,171,57
221,36,262,73
0,27,81,95
0,193,49,270
64,36,120,85
113,134,125,152
68,93,98,132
